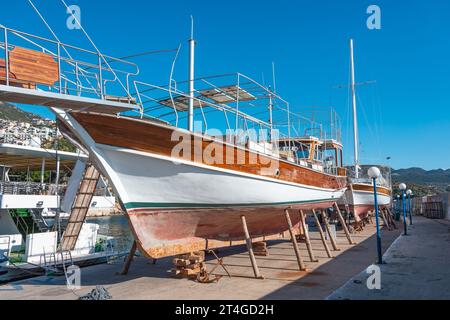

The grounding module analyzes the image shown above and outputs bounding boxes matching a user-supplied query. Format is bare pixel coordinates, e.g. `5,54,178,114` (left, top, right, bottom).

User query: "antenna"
349,38,359,178
168,44,182,124
188,15,196,132
272,62,277,94
190,15,194,40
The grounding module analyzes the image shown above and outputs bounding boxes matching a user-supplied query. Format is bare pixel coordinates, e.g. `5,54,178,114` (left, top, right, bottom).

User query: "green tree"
42,137,77,153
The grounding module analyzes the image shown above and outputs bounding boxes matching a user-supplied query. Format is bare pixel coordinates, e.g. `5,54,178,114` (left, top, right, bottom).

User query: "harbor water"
86,215,134,253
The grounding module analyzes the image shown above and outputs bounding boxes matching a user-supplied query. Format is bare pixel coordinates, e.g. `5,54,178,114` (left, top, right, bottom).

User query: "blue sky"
2,0,450,170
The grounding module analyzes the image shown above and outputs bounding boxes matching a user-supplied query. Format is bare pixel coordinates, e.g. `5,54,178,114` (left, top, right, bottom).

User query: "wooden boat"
55,108,348,258
343,173,392,220
0,25,349,259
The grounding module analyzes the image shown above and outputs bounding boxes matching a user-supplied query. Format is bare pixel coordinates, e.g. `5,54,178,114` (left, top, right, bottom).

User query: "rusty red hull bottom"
345,204,390,222
125,202,336,259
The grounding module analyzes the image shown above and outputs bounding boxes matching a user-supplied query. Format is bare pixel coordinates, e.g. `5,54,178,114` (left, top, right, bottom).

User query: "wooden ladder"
59,164,101,252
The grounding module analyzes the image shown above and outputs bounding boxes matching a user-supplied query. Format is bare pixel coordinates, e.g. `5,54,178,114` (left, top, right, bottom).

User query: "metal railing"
0,182,66,196
1,25,139,102
346,165,392,188
133,73,287,139
8,210,30,237
133,72,347,174
0,235,12,264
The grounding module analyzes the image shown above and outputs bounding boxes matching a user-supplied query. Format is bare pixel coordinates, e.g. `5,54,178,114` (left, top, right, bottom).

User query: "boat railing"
0,235,12,263
8,209,29,237
298,108,342,144
0,181,65,196
133,74,348,174
133,73,280,140
0,181,109,197
0,25,139,103
347,165,392,189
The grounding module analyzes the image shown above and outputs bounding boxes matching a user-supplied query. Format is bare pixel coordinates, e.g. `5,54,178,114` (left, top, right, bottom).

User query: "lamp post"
399,183,408,235
395,195,401,221
407,189,413,225
369,167,383,264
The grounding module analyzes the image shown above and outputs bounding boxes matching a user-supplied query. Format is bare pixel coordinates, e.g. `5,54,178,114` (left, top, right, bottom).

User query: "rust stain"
276,271,308,279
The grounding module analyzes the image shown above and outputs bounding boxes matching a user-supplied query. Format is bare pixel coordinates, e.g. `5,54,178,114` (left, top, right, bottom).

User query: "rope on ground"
78,286,112,300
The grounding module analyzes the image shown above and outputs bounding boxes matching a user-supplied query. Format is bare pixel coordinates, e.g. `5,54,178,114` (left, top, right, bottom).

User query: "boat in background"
338,39,392,221
0,143,117,267
343,165,392,220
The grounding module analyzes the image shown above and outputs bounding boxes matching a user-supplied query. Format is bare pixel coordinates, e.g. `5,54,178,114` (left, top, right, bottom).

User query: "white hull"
92,144,346,209
342,189,391,207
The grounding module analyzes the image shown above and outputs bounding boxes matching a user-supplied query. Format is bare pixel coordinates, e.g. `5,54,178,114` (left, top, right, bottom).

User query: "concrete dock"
0,221,402,300
328,216,450,300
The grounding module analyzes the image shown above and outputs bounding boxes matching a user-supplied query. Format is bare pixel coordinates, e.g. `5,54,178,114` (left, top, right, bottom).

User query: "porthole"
275,169,281,178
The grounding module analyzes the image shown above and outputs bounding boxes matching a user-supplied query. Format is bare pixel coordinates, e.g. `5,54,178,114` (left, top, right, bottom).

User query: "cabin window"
314,145,323,162
296,144,310,159
324,149,337,167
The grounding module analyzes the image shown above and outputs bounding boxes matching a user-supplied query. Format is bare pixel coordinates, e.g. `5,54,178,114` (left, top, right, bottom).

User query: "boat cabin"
278,137,346,175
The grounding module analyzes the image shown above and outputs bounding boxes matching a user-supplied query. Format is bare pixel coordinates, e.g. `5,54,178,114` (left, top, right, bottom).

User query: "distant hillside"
392,167,450,196
0,101,40,122
392,168,450,185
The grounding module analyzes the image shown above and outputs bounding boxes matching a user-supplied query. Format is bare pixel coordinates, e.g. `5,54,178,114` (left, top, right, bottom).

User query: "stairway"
59,164,100,252
29,209,53,232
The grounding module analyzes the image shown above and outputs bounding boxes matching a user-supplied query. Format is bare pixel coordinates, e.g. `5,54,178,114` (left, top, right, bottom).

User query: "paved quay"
328,216,450,300
0,222,401,300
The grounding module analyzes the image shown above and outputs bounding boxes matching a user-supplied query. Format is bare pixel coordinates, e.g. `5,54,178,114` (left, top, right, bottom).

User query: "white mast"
350,38,359,178
188,16,195,132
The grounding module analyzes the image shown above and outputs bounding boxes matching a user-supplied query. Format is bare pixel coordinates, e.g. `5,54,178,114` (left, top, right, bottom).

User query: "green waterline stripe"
125,198,337,210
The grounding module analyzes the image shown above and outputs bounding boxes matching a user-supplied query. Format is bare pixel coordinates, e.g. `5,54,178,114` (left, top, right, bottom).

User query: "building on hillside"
0,119,56,147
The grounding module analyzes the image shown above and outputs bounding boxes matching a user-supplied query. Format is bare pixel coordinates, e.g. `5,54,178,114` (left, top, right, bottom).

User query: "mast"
268,92,273,143
188,16,195,132
349,38,359,178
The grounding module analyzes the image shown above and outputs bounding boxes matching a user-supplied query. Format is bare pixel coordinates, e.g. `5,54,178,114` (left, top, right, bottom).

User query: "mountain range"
392,168,450,185
0,101,40,122
391,168,450,196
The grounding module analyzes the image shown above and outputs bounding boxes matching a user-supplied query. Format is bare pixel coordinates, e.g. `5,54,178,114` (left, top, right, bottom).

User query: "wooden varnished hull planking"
70,112,347,189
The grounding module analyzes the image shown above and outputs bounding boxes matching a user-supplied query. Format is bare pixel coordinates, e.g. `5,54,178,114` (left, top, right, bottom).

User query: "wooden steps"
59,164,100,252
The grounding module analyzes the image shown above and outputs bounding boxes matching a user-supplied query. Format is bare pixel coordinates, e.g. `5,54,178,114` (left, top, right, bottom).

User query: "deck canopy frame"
132,74,345,175
133,73,295,150
274,107,343,172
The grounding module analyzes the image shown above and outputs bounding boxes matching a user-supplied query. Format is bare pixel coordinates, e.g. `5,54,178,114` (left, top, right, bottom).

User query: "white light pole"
399,183,408,235
368,167,383,264
407,189,413,225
